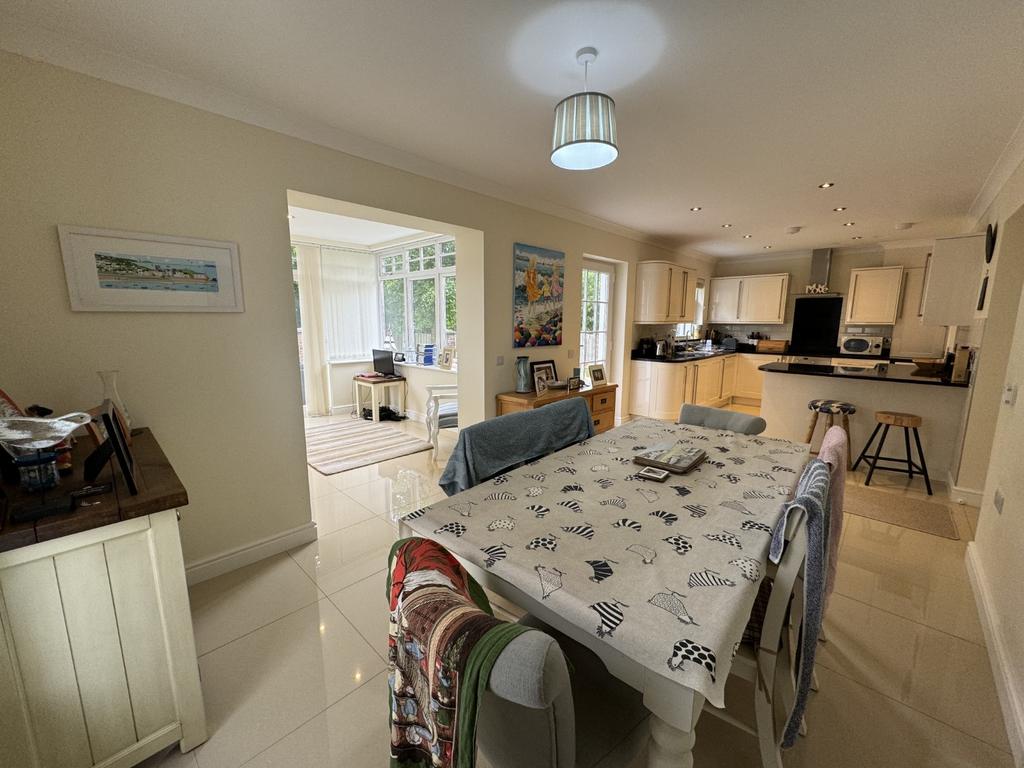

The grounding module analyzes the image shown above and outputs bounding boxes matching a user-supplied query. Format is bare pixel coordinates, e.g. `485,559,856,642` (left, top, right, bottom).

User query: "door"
669,266,688,322
734,353,766,400
709,277,741,323
634,262,672,322
581,260,615,381
891,267,948,358
694,357,724,405
740,274,789,324
846,267,904,324
629,360,651,417
721,355,737,400
651,363,688,420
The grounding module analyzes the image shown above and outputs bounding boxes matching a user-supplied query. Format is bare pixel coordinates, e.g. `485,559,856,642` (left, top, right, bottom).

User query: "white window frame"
580,259,615,379
377,236,456,357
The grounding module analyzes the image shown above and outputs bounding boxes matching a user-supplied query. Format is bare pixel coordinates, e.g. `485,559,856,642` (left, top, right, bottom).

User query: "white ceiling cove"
3,0,1024,257
287,208,427,248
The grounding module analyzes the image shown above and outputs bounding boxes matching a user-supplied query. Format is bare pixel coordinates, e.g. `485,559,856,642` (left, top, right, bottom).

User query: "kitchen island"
759,361,969,488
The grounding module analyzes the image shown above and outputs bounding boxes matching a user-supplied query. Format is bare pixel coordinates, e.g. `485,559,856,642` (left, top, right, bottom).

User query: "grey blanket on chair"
439,398,595,496
769,458,831,749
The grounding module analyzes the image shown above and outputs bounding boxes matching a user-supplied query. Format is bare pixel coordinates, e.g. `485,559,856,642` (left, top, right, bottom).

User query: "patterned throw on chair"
387,537,528,768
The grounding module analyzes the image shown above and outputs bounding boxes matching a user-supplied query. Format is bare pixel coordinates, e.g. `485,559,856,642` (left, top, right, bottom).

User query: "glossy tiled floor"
143,415,1012,768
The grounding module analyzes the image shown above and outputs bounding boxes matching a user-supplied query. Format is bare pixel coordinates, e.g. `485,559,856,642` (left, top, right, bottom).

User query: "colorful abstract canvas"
513,242,564,347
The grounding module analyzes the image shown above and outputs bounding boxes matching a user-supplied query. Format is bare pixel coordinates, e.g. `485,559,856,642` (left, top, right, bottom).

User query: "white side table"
352,375,407,422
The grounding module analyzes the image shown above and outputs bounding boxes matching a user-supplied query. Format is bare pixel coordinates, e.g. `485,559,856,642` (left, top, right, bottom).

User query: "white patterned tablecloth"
404,417,809,707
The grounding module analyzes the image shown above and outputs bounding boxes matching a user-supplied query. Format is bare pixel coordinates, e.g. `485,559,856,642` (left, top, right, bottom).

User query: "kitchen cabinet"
630,360,696,420
709,274,789,324
634,261,694,323
694,356,725,406
734,353,781,402
920,234,985,326
845,266,904,324
721,355,737,400
891,266,948,358
629,360,653,416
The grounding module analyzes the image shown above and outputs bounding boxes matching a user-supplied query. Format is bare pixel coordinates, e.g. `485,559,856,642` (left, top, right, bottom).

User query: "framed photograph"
567,376,583,391
100,401,138,495
438,345,456,370
534,372,550,395
529,360,557,392
85,403,131,447
513,243,564,347
58,225,244,312
588,364,607,385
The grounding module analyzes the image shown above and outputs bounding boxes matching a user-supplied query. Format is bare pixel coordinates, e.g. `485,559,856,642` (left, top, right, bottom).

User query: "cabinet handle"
918,255,930,317
897,269,908,320
778,282,785,322
847,276,857,321
736,280,743,320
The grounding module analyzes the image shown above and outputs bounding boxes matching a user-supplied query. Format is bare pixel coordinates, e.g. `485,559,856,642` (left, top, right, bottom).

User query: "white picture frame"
58,225,244,312
588,364,607,385
438,345,455,370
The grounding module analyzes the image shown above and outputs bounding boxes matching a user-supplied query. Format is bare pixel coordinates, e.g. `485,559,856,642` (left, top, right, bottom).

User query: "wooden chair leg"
804,410,819,444
841,414,852,470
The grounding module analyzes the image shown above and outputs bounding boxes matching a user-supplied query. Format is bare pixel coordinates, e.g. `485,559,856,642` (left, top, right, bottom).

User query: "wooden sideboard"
495,383,618,434
0,429,206,768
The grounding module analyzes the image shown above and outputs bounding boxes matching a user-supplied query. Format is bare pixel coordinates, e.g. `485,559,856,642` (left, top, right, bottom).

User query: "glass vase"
515,356,531,393
97,370,132,430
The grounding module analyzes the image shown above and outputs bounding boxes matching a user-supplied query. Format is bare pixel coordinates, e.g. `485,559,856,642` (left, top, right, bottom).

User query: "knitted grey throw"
769,458,831,749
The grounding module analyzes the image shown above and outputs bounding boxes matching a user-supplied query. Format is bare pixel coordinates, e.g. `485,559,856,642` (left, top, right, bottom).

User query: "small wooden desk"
352,374,407,422
495,383,618,434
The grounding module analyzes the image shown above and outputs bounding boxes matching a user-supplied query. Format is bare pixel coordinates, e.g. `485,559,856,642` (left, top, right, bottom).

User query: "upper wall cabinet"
920,233,985,327
845,266,904,324
634,261,695,323
708,273,789,324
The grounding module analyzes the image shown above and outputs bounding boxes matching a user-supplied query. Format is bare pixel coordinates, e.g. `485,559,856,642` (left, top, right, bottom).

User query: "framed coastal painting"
513,242,563,347
58,225,244,312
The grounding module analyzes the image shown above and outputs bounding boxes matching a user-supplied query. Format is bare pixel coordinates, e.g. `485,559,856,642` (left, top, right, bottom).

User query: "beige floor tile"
195,599,384,768
325,462,384,491
137,745,199,768
328,569,388,659
344,474,444,519
832,557,985,645
289,517,397,595
840,512,971,582
816,593,1010,751
306,466,339,500
241,671,390,768
189,553,322,655
310,490,377,536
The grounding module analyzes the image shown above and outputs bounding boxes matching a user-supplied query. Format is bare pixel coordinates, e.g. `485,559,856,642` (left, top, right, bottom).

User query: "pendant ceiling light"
551,47,618,171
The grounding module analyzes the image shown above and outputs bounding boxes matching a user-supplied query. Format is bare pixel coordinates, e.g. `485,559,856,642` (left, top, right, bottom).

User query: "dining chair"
424,384,459,459
678,403,767,435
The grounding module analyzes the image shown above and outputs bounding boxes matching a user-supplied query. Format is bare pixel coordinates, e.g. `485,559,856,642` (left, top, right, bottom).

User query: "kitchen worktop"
630,347,782,363
759,361,968,388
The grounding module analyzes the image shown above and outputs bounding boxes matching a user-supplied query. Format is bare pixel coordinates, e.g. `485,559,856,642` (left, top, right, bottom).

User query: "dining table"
400,417,809,768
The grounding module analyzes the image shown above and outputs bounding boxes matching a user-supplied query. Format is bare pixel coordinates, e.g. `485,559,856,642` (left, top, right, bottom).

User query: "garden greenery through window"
378,237,456,362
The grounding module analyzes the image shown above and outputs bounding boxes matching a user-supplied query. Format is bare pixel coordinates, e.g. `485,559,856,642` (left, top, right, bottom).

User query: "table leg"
371,385,380,423
647,715,697,768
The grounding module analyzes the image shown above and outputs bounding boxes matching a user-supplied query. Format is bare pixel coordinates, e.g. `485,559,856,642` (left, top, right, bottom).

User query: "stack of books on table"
633,442,707,474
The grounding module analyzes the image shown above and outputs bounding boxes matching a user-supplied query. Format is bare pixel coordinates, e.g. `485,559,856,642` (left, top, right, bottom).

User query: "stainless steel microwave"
839,334,887,356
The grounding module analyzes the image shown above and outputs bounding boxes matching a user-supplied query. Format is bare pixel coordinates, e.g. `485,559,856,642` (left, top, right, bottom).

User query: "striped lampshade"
550,91,618,170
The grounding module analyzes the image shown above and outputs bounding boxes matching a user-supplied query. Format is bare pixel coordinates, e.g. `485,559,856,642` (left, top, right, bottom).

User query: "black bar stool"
852,410,932,495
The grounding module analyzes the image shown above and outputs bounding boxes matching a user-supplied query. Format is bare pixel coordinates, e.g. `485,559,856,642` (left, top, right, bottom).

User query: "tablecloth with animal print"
403,417,809,707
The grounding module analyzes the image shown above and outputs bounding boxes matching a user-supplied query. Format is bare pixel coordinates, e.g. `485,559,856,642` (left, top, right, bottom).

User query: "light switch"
496,355,504,366
994,488,1005,514
1003,384,1018,406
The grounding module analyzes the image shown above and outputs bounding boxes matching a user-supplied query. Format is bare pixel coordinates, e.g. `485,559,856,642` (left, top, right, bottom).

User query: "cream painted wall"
0,51,690,568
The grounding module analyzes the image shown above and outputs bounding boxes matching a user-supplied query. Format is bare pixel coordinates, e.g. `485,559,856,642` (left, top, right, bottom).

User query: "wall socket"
994,488,1005,514
1003,384,1018,406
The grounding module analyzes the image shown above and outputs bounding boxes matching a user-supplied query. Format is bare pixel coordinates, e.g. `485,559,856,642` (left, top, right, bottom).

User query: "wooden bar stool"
805,399,855,469
852,411,932,495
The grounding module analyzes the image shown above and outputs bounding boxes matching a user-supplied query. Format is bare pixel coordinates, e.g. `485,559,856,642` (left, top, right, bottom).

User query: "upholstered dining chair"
425,384,459,459
678,403,767,435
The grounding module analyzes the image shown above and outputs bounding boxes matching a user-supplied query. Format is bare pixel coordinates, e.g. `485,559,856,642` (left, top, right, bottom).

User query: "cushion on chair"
678,403,767,436
807,399,856,415
437,401,459,429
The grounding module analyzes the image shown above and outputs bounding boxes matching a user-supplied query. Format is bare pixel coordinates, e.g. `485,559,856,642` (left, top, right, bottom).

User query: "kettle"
655,339,669,357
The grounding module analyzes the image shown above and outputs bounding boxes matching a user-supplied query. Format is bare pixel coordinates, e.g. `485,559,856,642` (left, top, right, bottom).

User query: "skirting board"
947,471,984,507
330,404,426,424
966,542,1024,766
185,521,318,585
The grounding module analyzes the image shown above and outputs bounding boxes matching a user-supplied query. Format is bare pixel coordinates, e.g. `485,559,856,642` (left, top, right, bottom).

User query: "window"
580,262,613,379
377,237,456,362
319,245,381,361
676,278,706,338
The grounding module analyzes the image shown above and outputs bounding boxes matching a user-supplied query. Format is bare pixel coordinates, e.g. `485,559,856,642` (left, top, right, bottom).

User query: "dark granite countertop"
630,347,790,364
758,362,968,388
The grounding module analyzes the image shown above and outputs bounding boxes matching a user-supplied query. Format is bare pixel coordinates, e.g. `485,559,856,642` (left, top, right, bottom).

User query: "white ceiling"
4,0,1024,257
287,207,428,248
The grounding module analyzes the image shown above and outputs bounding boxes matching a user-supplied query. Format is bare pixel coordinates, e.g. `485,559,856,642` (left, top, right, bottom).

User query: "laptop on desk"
372,349,401,378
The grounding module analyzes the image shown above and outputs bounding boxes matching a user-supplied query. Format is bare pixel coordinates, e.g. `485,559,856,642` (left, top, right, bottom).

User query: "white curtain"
294,243,331,416
320,246,381,362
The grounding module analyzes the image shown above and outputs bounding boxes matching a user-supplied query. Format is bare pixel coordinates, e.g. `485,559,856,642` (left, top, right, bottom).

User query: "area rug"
306,419,432,474
844,484,960,540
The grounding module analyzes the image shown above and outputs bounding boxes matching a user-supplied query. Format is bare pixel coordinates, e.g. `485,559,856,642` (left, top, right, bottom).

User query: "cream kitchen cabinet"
845,266,905,324
630,360,695,420
629,359,653,416
709,274,789,324
694,356,725,406
721,355,737,400
734,353,781,402
891,265,948,358
634,261,694,323
920,233,985,327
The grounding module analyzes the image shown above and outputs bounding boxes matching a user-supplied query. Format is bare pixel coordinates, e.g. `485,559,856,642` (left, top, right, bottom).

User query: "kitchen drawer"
592,412,614,433
592,390,616,414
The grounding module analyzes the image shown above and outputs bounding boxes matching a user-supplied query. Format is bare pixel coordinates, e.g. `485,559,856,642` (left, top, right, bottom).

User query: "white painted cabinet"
694,357,725,406
0,510,206,768
920,234,985,327
634,261,694,323
708,277,742,323
891,266,948,358
709,274,789,324
845,266,905,324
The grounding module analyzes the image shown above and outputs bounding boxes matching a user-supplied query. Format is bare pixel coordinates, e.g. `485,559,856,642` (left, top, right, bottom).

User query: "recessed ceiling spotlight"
763,245,773,249
742,234,753,239
818,182,835,189
833,206,847,212
843,222,855,227
894,222,914,230
690,206,702,212
721,223,732,228
851,236,863,240
785,226,802,235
